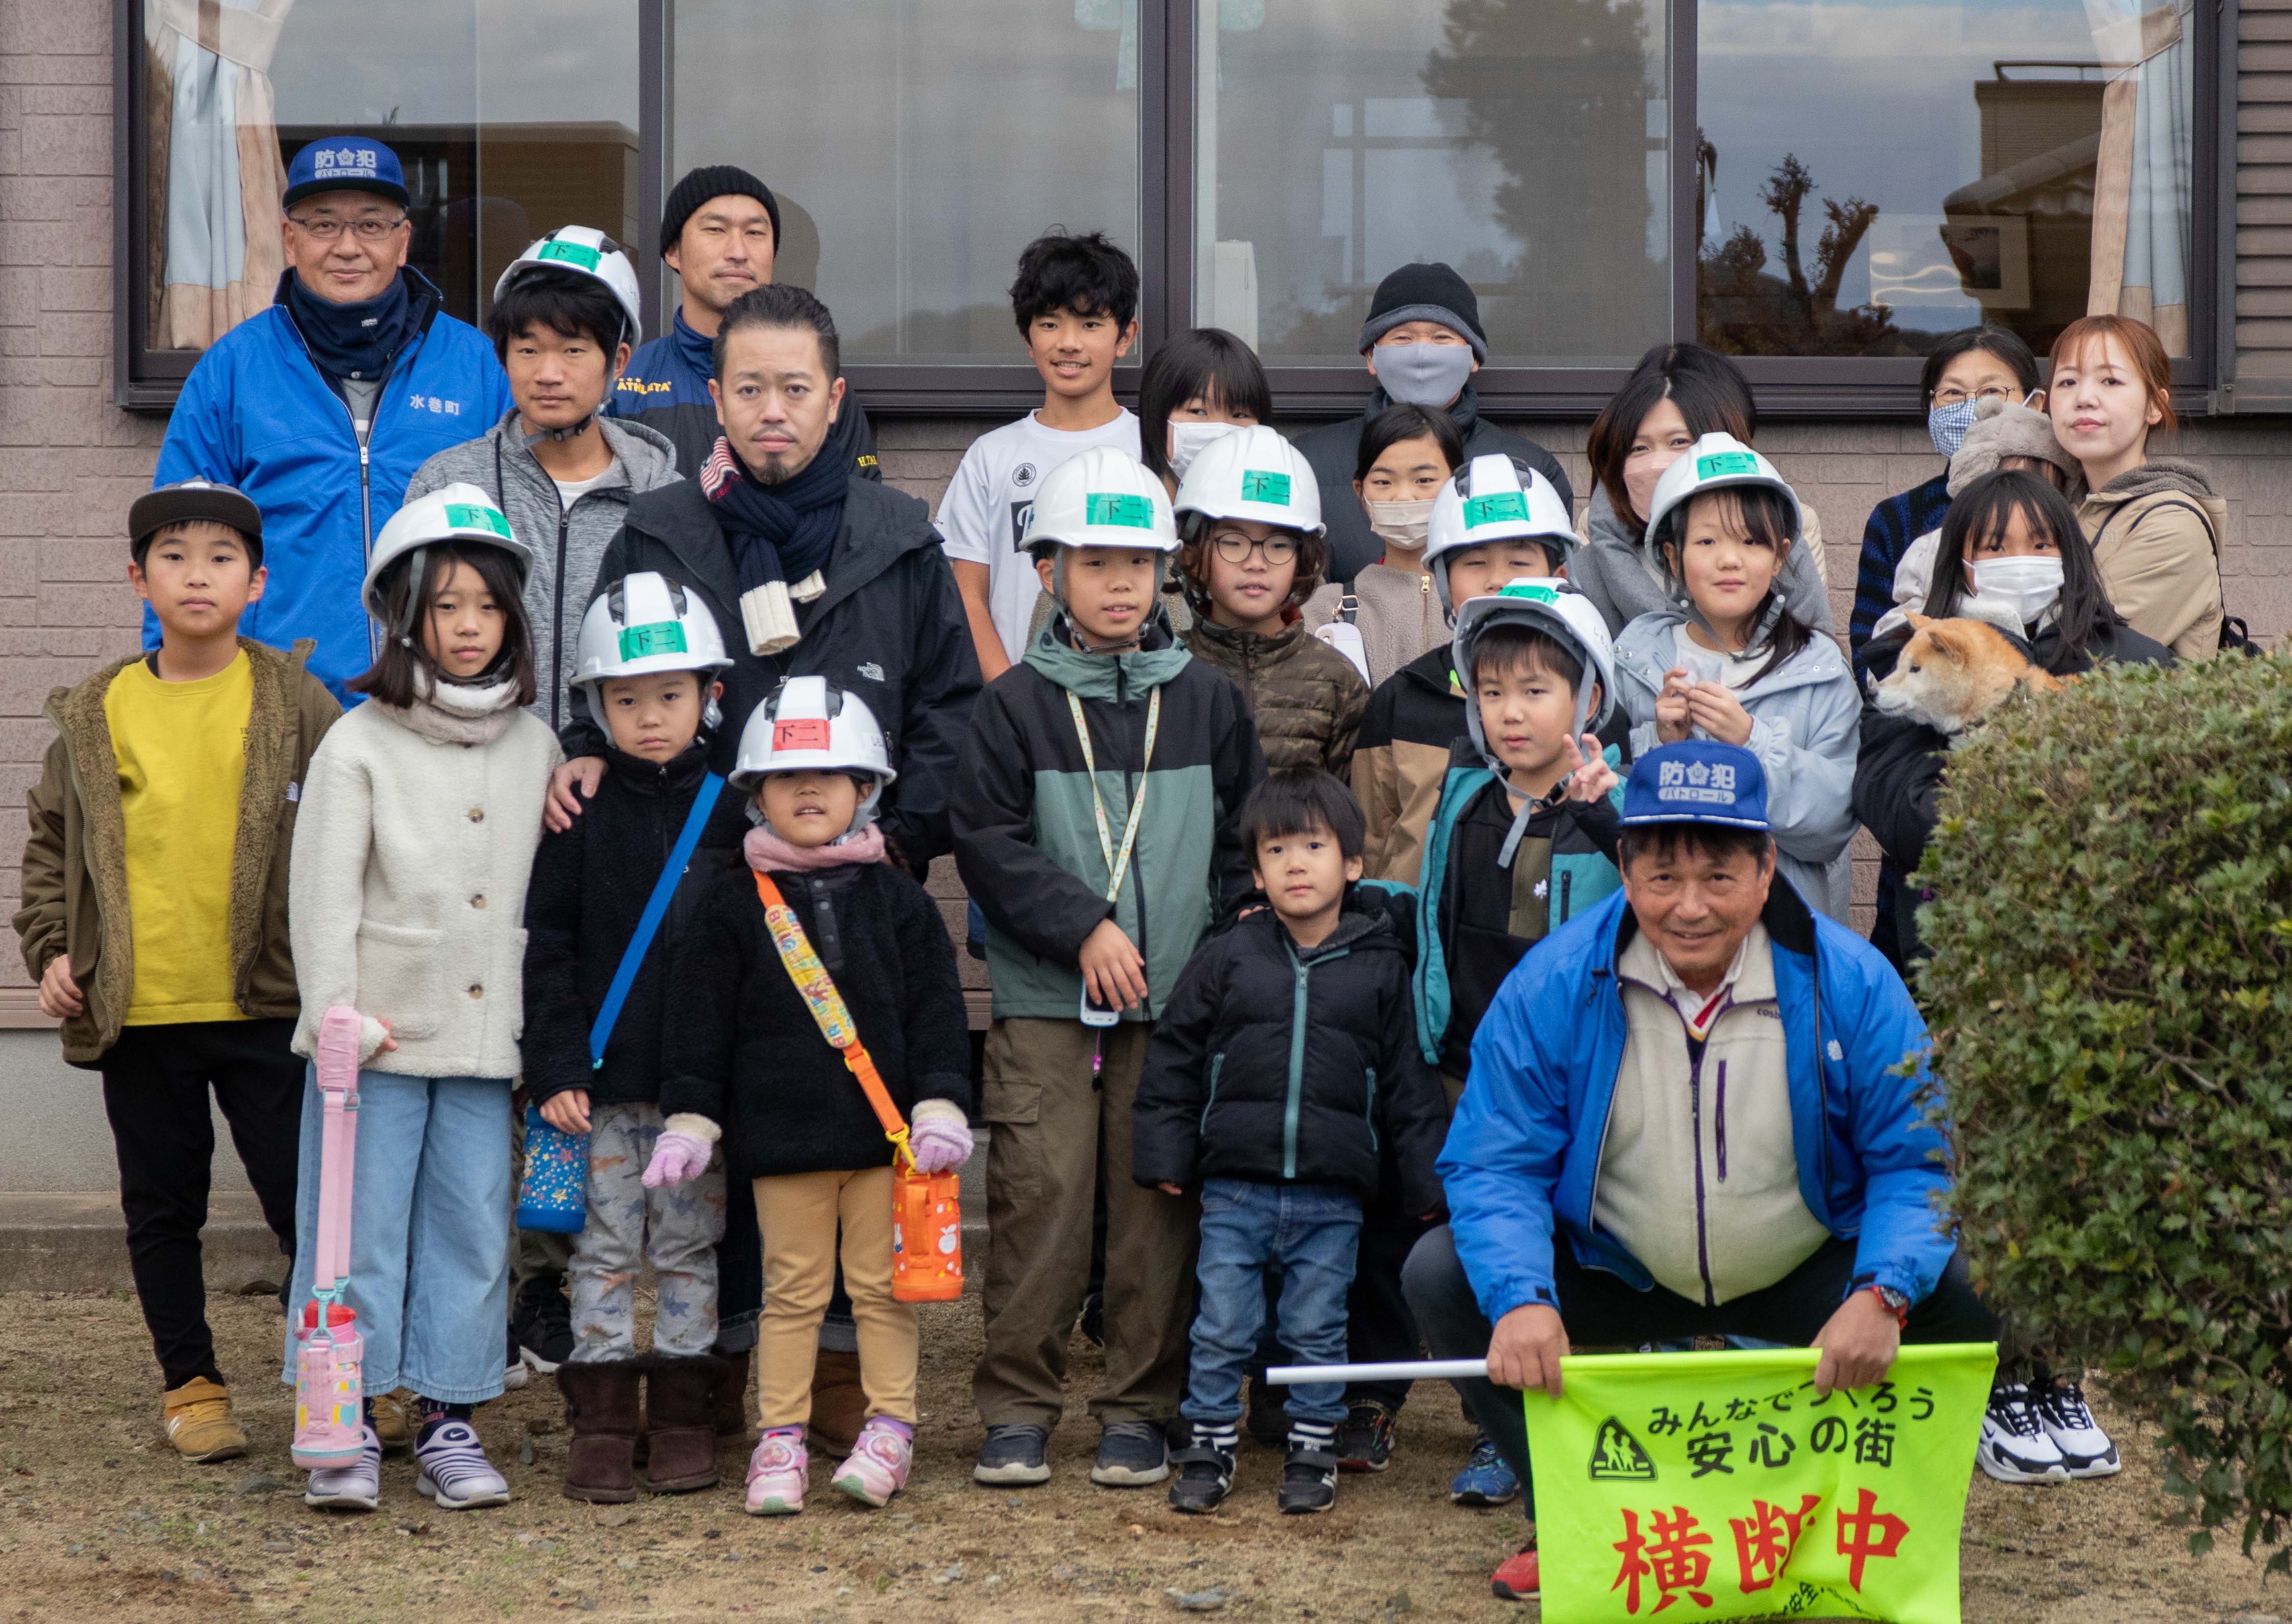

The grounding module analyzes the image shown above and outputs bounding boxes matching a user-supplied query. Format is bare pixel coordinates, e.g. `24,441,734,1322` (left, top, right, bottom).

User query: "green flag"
1523,1343,1996,1623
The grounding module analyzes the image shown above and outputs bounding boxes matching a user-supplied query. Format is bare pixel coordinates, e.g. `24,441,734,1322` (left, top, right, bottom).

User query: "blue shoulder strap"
589,772,724,1069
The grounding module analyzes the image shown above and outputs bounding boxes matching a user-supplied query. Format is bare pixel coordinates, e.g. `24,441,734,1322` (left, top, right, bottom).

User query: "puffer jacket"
1132,894,1448,1210
1182,615,1369,777
2079,459,2229,662
15,640,340,1065
1572,484,1834,639
404,410,683,734
1350,646,1466,886
1609,608,1861,922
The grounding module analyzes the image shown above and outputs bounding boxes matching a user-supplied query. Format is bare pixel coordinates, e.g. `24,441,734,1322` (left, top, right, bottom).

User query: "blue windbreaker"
1436,879,1955,1326
152,272,514,702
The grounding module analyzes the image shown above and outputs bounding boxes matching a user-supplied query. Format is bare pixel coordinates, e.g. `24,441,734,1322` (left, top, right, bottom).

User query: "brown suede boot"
557,1361,643,1504
712,1347,752,1436
642,1354,725,1493
809,1347,866,1459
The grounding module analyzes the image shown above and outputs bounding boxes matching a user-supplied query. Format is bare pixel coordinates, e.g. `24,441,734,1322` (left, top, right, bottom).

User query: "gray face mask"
1374,342,1475,408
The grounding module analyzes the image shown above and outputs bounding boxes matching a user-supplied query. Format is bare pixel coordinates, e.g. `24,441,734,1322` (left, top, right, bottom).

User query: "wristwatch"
1868,1285,1911,1328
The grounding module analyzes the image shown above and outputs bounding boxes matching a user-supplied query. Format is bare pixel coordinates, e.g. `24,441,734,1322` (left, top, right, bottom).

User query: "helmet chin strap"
523,415,597,446
1052,551,1163,653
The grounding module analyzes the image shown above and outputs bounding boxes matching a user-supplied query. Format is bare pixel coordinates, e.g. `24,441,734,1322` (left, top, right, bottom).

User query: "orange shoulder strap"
752,871,911,1156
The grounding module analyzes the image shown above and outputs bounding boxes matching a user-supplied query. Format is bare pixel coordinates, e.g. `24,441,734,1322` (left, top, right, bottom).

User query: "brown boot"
712,1347,752,1436
641,1354,724,1493
808,1347,866,1459
557,1361,643,1504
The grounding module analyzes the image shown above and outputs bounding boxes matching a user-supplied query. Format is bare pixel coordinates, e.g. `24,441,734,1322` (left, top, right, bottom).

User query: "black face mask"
285,270,418,383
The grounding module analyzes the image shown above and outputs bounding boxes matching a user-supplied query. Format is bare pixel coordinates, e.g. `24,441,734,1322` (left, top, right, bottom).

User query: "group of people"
12,129,2230,1603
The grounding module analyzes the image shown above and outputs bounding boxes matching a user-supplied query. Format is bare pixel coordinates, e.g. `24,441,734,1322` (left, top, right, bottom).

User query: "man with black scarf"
154,136,515,703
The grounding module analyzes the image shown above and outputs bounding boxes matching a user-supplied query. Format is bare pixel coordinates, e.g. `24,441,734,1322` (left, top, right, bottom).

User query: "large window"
117,0,2212,410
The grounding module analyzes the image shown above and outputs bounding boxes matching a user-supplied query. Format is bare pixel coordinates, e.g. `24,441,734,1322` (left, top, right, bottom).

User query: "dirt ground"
0,1290,2283,1624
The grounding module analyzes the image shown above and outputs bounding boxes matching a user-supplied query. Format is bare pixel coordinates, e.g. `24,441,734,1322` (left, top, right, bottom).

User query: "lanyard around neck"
1066,687,1160,904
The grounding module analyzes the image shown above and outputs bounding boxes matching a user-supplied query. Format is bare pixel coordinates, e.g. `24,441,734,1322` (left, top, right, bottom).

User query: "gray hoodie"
1572,484,1835,640
406,410,683,733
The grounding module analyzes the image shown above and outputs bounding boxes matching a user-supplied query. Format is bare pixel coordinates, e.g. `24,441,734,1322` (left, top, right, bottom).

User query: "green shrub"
1916,650,2292,1566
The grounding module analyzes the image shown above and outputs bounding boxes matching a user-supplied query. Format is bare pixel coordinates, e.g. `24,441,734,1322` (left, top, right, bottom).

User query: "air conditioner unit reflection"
1210,240,1258,350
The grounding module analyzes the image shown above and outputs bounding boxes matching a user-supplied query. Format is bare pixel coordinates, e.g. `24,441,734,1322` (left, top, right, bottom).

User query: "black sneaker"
1278,1444,1338,1514
508,1277,573,1374
972,1424,1051,1486
1091,1419,1170,1487
1336,1400,1398,1472
1167,1444,1236,1514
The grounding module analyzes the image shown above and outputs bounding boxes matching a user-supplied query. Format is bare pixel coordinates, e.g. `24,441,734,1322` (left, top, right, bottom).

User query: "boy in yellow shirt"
14,481,339,1461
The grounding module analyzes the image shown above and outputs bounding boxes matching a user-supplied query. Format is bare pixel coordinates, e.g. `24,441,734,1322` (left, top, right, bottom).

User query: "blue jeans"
279,1067,513,1403
1182,1179,1362,1431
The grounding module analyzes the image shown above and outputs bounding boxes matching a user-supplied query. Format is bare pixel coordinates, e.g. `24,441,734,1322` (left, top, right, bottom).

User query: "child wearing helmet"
1174,424,1370,776
282,484,562,1515
518,571,749,1503
1352,453,1582,887
405,226,682,736
1611,434,1860,921
952,445,1264,1491
653,676,973,1516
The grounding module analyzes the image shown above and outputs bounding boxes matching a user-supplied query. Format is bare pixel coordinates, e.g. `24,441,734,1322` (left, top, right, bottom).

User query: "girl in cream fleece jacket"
280,510,560,1516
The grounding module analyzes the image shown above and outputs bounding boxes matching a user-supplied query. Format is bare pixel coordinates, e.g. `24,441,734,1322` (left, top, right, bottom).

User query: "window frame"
115,0,2223,416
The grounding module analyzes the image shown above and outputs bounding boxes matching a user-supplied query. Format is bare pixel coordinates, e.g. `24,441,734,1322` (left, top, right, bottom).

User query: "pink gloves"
643,1120,717,1187
907,1100,974,1175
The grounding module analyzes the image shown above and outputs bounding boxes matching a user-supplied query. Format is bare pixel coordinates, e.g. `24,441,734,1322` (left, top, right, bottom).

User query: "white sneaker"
1978,1384,2070,1484
2035,1381,2120,1478
304,1426,382,1511
414,1417,511,1509
501,1326,529,1391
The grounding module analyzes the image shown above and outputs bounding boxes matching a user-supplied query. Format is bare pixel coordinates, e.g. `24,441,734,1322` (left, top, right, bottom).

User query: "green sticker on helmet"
1498,581,1560,604
444,503,513,539
536,239,602,272
1464,491,1530,527
618,621,688,661
1239,470,1291,505
1086,493,1155,528
1696,450,1760,479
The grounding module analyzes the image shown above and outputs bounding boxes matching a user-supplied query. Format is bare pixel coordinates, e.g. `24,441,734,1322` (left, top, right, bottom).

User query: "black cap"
1359,262,1488,361
130,481,263,564
661,166,781,259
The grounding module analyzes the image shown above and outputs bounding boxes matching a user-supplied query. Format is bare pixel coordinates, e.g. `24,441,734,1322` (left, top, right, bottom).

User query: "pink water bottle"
292,1006,365,1470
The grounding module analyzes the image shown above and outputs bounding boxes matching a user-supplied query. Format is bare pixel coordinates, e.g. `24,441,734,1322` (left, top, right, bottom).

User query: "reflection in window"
145,0,636,353
674,1,1139,365
1196,0,1670,365
1696,0,2193,357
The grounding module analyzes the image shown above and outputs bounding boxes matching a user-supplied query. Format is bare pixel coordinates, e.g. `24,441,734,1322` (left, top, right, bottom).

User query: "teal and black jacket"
1131,893,1448,1210
1415,738,1624,1077
952,617,1263,1022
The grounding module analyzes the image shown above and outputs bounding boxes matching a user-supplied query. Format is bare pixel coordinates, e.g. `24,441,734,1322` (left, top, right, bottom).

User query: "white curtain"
2083,0,2194,354
147,0,295,350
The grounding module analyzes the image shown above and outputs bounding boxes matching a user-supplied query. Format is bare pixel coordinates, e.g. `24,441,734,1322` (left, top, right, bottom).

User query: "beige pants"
752,1167,917,1428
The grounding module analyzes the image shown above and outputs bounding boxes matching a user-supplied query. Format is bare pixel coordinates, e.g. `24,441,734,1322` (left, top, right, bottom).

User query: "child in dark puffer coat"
1134,769,1448,1518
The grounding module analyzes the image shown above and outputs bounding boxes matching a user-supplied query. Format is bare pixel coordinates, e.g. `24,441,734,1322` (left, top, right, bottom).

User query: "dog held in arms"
1872,615,2063,738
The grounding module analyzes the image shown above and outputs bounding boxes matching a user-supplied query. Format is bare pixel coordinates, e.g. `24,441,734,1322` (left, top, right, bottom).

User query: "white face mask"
1166,421,1238,483
1966,554,2064,627
1366,497,1435,550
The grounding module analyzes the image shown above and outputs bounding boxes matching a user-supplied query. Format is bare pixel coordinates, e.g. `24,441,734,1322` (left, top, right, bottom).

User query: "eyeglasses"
1209,529,1299,565
1932,385,2021,408
288,214,409,241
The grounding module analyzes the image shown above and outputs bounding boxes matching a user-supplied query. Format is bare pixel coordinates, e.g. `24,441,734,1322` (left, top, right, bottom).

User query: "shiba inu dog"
1871,615,2062,736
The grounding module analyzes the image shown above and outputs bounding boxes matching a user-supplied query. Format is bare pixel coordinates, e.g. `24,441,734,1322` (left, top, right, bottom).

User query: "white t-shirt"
552,462,617,508
937,408,1142,664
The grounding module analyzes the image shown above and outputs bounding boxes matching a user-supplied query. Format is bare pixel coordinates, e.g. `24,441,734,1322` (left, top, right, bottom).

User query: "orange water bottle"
892,1150,964,1303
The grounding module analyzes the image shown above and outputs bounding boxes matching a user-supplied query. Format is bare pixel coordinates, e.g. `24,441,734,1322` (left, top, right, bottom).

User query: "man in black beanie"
1293,262,1570,581
608,164,882,482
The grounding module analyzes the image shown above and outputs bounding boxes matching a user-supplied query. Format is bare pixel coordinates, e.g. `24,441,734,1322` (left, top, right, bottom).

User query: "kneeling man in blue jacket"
1403,740,1995,1603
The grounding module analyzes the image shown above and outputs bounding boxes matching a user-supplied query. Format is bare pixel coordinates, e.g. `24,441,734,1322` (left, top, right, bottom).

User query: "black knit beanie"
661,165,781,258
1358,261,1488,361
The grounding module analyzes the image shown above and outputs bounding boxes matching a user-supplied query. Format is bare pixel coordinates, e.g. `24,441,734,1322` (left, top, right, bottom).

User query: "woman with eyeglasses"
1172,425,1370,775
1847,328,2042,664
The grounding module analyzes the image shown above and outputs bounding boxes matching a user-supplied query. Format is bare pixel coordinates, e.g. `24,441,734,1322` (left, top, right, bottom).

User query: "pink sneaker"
744,1426,808,1516
831,1418,915,1508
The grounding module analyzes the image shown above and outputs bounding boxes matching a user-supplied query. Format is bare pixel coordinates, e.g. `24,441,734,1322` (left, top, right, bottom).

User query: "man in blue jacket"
1401,740,1995,1603
154,136,515,701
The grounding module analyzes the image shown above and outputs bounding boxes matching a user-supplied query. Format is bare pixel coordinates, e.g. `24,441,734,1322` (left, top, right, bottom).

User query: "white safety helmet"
569,571,734,733
1172,425,1325,538
729,675,897,831
1639,432,1803,593
1424,455,1579,616
362,483,533,642
1450,577,1618,759
1021,446,1181,554
493,226,643,352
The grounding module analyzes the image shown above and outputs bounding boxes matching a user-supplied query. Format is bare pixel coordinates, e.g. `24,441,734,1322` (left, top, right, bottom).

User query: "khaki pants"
752,1167,916,1428
973,1017,1200,1431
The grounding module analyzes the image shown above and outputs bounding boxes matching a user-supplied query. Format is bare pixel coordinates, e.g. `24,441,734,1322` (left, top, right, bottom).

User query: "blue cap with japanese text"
283,136,410,209
1619,740,1769,832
